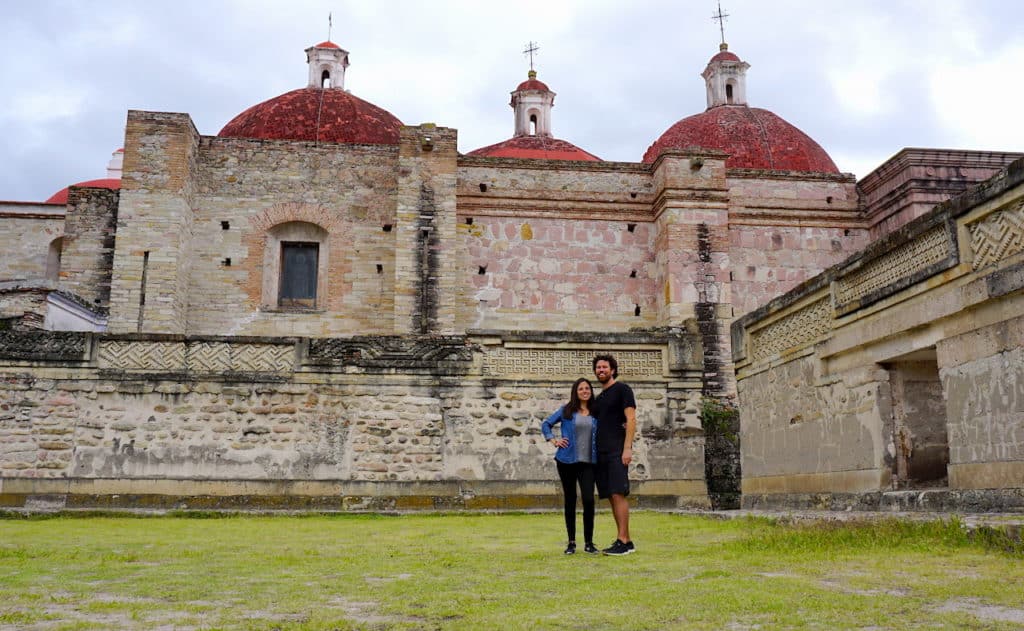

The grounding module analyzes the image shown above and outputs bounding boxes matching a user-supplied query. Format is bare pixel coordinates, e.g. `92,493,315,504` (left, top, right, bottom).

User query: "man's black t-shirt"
593,381,636,454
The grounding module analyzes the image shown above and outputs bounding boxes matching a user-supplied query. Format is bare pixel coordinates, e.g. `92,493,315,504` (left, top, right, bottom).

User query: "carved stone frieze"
0,331,89,361
308,336,475,370
482,348,664,379
97,339,294,372
835,223,954,309
970,199,1024,270
749,297,831,362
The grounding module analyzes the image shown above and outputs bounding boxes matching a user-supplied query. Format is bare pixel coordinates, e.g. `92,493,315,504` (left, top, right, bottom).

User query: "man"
591,354,637,555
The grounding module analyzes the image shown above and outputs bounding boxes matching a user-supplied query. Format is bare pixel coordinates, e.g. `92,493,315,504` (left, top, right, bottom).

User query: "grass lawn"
1,511,1022,630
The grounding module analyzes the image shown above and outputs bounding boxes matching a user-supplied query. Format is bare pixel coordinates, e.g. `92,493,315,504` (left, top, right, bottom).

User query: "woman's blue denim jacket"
541,406,598,464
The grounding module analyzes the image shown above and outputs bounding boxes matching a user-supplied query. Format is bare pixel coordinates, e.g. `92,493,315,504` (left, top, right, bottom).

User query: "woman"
541,378,599,554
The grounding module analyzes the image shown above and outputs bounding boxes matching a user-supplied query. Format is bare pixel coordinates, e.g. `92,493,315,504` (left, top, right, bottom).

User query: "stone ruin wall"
0,331,709,509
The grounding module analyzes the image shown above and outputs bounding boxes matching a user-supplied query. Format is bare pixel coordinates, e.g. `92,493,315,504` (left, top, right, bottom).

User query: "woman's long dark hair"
563,378,593,419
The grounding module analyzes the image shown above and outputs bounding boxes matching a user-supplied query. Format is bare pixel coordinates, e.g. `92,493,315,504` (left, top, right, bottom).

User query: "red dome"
313,41,341,49
709,50,741,63
218,88,403,145
643,106,839,172
467,136,600,161
516,78,550,91
46,178,121,204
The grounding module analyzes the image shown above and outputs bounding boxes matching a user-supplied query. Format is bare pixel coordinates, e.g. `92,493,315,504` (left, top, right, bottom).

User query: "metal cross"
523,41,539,71
711,1,729,44
328,12,333,41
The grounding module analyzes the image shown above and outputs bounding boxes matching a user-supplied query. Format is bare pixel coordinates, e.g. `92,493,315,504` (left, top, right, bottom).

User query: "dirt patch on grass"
935,598,1024,623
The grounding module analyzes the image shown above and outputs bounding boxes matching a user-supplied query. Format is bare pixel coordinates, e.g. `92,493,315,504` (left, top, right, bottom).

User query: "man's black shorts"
596,451,630,499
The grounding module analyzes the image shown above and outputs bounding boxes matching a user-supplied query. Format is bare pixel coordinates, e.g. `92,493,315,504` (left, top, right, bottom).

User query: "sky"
2,0,1023,202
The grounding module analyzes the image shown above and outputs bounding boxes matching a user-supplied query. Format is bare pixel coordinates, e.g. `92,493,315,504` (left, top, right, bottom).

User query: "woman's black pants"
556,460,595,543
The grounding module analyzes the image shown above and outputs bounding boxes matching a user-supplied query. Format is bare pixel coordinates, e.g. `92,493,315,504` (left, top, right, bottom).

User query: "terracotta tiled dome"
218,87,403,145
46,178,121,204
515,77,550,91
642,106,839,173
467,135,600,161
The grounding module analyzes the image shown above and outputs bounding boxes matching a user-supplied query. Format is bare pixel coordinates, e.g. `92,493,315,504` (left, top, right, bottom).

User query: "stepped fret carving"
835,224,952,306
750,297,831,362
970,200,1024,269
98,340,294,372
99,341,185,370
482,348,663,378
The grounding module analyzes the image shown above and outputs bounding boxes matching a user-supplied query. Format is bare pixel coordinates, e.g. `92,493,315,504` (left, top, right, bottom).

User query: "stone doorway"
883,351,950,489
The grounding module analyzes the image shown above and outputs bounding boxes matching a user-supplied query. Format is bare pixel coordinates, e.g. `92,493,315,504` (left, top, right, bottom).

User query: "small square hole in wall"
630,192,637,199
479,183,488,192
222,257,231,266
627,223,636,232
383,224,393,232
220,220,230,230
826,196,833,204
634,304,641,316
466,217,474,225
376,264,383,274
478,265,487,275
844,229,851,236
629,270,637,278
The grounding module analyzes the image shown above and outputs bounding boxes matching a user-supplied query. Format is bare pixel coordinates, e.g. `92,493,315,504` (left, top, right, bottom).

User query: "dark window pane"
279,242,318,308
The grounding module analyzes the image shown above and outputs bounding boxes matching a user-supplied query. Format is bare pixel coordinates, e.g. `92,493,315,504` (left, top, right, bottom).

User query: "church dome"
467,136,599,161
643,43,839,173
217,41,403,145
218,88,402,145
643,106,839,172
46,178,121,204
467,70,600,161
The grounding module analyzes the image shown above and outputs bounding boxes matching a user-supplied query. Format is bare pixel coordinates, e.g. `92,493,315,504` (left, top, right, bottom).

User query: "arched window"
529,114,537,135
262,221,329,310
321,69,332,88
46,237,63,282
726,83,734,104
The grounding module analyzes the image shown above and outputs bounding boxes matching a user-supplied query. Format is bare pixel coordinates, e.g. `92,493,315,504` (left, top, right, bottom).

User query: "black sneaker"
603,539,635,556
584,543,599,554
564,542,576,555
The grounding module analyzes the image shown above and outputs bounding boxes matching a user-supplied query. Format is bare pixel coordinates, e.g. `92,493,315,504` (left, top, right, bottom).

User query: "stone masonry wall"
738,356,893,479
729,225,870,315
0,367,704,488
0,210,64,281
458,215,658,331
188,137,400,336
58,187,119,310
939,313,1024,473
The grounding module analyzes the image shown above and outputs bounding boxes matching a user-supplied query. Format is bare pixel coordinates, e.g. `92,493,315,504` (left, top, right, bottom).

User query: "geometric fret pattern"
749,297,832,362
482,348,664,379
969,200,1024,270
98,341,185,371
835,223,953,306
97,340,294,372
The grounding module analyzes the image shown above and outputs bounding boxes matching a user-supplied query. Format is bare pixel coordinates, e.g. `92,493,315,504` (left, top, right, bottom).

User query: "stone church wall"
188,136,400,336
726,171,867,316
0,204,64,282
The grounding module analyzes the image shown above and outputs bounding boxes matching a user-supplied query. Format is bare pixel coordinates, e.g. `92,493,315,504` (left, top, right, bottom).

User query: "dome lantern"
701,43,750,109
305,41,349,90
512,70,555,138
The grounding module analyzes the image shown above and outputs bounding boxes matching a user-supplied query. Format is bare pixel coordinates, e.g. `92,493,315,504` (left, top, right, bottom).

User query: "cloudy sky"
2,0,1023,202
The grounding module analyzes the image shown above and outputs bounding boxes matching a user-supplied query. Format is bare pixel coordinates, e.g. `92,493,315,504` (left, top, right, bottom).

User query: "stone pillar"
393,124,459,334
107,111,199,334
651,150,735,397
58,187,119,311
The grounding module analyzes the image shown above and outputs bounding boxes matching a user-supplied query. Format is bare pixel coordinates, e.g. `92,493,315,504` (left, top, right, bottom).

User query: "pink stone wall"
459,216,658,330
729,225,870,315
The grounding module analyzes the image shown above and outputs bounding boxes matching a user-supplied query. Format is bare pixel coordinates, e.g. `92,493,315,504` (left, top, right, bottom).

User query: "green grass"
0,512,1021,630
